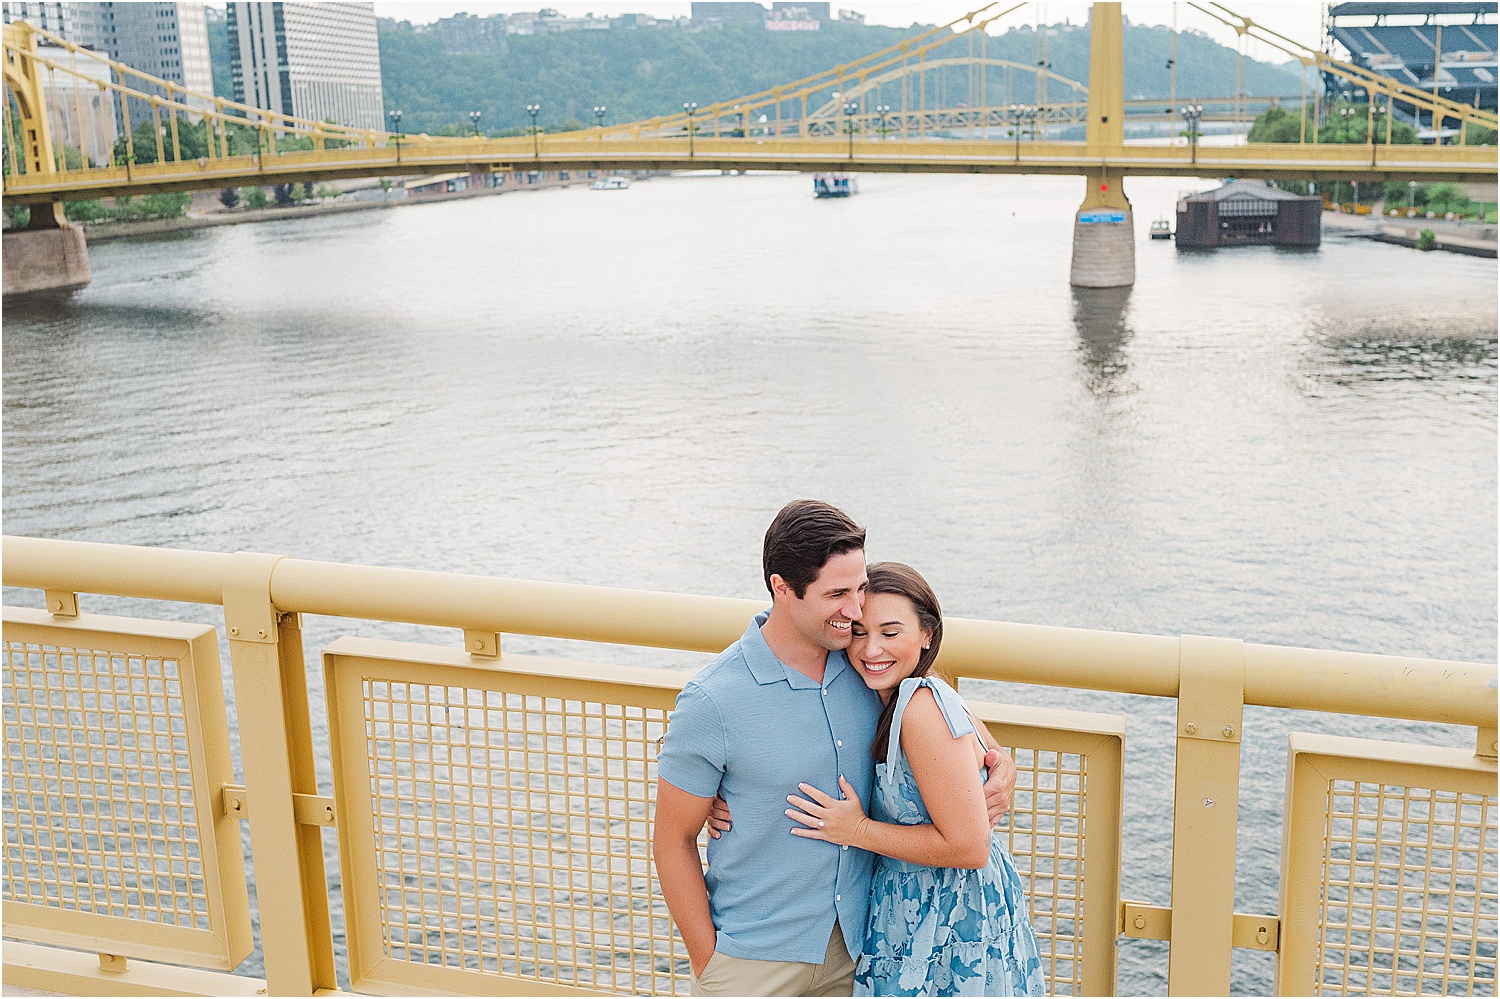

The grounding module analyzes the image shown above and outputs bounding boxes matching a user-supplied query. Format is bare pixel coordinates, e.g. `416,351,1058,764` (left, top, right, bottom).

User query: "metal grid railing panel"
1281,734,1499,997
982,710,1125,999
327,642,691,996
0,609,251,971
328,640,1126,997
999,747,1089,994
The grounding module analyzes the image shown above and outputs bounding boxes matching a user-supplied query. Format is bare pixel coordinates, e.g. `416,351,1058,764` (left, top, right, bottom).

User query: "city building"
771,2,828,20
227,2,384,131
1,2,73,37
1325,1,1497,128
435,11,507,54
4,4,215,129
690,2,765,25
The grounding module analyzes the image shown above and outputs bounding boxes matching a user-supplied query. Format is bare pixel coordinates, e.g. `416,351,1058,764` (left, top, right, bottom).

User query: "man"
653,500,1017,997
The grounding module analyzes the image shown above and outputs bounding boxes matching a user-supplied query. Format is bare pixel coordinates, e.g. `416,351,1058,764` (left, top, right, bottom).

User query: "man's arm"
653,779,717,975
976,720,1017,824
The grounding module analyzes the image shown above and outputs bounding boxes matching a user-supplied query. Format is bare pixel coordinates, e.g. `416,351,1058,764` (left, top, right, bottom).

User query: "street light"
1180,103,1203,162
1408,179,1417,216
733,104,745,138
1338,105,1358,142
1009,104,1038,160
469,110,482,137
683,101,698,156
843,100,858,158
526,103,541,158
875,104,891,139
594,104,607,129
387,108,402,161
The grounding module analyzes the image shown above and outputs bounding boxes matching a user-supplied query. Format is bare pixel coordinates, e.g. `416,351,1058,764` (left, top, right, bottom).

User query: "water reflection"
1307,334,1498,389
1070,286,1135,399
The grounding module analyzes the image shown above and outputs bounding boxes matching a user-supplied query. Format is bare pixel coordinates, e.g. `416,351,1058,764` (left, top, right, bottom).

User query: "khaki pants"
690,922,857,997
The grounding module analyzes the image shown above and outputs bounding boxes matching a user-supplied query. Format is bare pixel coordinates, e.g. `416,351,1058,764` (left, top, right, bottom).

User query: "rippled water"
4,172,1496,994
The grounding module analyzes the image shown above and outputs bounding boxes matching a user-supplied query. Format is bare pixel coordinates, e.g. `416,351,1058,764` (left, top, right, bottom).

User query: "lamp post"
683,101,697,156
1338,105,1357,143
843,100,857,158
1409,179,1417,216
469,110,482,137
875,104,890,139
1180,103,1202,163
526,103,541,158
733,104,745,138
1009,104,1037,160
593,104,607,130
387,108,402,162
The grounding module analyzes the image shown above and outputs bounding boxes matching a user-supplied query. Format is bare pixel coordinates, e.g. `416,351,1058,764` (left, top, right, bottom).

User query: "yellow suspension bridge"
3,1,1496,288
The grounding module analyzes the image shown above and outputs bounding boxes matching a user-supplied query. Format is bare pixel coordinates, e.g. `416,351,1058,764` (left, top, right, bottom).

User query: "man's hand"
981,747,1017,825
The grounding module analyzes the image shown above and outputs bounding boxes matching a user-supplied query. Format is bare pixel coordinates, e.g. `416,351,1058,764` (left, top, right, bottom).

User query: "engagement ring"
819,820,826,828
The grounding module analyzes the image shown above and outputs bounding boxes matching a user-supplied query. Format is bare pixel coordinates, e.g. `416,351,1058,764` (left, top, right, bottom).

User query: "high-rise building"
4,4,214,130
227,2,384,132
1,2,73,37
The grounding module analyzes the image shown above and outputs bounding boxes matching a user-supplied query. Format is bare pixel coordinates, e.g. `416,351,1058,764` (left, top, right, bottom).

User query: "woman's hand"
707,796,732,839
786,776,869,848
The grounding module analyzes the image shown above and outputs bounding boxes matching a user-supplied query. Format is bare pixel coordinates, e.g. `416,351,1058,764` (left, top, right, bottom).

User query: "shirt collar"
743,610,851,690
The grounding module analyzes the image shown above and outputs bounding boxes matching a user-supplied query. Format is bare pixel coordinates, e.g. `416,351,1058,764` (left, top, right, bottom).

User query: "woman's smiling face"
848,591,932,703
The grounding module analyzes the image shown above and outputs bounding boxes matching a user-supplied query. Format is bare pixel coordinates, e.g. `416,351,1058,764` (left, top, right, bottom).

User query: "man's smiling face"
779,548,868,652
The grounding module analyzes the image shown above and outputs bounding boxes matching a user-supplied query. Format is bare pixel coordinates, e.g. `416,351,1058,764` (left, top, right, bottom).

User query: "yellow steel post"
1085,2,1125,156
223,553,336,995
1167,635,1245,995
3,22,57,176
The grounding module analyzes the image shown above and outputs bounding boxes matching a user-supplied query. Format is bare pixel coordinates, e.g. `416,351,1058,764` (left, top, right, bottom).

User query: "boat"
1150,217,1173,239
813,172,857,198
590,176,630,190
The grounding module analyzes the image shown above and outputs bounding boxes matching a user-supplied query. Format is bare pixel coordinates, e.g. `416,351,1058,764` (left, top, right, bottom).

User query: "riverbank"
78,171,633,244
1321,210,1498,258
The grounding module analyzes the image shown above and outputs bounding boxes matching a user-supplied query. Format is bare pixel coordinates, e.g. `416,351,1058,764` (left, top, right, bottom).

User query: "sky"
370,2,1328,66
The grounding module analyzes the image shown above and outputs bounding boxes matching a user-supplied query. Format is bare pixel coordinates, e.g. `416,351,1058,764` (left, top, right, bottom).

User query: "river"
4,171,1496,994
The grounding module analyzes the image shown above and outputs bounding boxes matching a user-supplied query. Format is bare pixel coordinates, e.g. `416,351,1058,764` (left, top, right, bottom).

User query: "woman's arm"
786,687,992,870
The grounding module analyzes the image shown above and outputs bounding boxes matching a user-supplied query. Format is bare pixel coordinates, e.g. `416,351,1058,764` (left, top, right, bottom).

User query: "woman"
785,562,1045,997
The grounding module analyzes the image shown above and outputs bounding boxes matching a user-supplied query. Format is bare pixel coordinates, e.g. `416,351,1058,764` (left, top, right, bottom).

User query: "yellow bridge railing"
2,535,1495,996
6,2,1498,205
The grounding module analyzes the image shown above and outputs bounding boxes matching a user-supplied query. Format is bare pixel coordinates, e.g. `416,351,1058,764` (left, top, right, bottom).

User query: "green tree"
3,204,31,228
113,112,213,165
1249,102,1417,146
1423,182,1473,217
220,187,240,208
243,186,269,209
1464,125,1497,146
63,199,113,222
110,192,192,221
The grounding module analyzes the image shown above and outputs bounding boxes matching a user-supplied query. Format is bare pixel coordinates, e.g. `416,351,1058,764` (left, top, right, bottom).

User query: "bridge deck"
4,137,1495,202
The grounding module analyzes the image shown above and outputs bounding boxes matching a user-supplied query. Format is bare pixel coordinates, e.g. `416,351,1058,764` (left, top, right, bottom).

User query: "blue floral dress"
853,676,1047,997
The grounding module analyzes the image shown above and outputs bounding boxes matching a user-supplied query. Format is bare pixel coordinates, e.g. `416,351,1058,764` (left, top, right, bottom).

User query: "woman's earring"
923,643,930,649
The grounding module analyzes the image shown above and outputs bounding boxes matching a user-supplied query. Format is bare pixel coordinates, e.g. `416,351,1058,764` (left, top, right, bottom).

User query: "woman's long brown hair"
865,562,944,763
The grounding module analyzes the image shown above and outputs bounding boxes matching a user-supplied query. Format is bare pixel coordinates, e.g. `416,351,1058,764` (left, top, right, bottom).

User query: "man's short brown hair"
762,500,866,598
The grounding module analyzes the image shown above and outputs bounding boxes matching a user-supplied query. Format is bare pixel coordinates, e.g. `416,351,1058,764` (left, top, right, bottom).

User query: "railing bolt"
1203,797,1215,808
1256,926,1270,945
257,628,267,639
1134,914,1147,929
1222,725,1235,738
229,626,240,636
1184,723,1197,734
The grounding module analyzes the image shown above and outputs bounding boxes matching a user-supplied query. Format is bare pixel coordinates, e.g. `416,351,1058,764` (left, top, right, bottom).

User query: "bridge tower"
1,21,91,296
1070,2,1134,288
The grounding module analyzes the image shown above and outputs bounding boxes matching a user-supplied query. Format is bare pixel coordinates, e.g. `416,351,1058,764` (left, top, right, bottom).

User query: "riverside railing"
2,536,1495,996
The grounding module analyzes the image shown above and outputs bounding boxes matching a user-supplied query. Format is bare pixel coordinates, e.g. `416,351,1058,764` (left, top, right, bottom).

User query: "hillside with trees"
207,15,1302,136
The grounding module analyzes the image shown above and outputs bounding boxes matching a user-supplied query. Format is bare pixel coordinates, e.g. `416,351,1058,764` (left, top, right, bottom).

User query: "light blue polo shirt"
657,611,882,965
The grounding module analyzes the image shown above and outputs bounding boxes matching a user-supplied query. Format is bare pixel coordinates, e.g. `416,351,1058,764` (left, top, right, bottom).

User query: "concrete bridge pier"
1069,2,1134,288
1069,174,1135,288
2,202,92,297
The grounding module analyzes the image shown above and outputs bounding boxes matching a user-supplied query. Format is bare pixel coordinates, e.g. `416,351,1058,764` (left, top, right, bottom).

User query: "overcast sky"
370,2,1327,65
